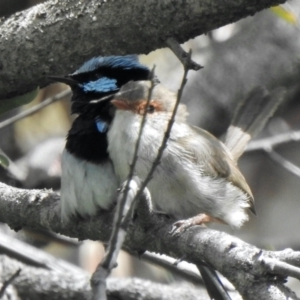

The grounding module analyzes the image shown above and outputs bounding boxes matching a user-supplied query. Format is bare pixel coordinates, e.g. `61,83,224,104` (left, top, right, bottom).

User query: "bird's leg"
170,214,226,235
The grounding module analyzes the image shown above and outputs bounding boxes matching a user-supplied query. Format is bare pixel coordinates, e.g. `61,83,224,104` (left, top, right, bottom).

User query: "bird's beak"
111,99,131,110
48,75,78,87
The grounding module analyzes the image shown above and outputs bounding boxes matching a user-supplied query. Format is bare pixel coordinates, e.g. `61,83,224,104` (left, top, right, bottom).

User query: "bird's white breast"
60,149,119,221
107,111,250,228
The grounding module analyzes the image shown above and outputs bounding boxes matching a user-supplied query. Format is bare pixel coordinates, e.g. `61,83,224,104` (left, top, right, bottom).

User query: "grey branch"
246,130,300,177
131,50,193,210
246,130,300,152
91,177,143,300
0,268,21,298
0,231,212,300
266,149,300,178
0,182,300,299
0,256,211,300
0,89,71,130
0,0,285,99
166,38,203,71
91,70,157,299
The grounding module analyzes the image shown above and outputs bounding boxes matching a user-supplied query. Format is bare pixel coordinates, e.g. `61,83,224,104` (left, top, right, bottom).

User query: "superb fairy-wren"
107,80,282,231
50,55,151,220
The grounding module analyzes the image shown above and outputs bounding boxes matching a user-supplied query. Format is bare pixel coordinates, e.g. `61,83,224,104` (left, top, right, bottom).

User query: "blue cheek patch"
96,118,108,133
80,77,118,94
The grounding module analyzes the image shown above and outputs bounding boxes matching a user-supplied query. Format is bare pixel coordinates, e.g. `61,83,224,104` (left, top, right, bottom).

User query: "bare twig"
91,177,142,300
166,38,203,71
0,268,21,298
0,89,71,130
91,68,156,300
0,148,25,181
120,66,156,195
245,130,300,178
266,149,300,177
122,50,193,228
246,130,300,152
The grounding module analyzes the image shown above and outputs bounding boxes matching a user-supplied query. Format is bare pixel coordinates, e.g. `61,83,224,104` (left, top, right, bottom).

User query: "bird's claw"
169,214,222,236
169,218,202,236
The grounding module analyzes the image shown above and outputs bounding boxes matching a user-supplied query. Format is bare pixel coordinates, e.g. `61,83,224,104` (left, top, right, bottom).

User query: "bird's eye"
146,105,155,114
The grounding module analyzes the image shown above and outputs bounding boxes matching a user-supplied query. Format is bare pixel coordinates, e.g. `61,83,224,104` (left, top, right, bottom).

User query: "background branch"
246,130,300,152
0,230,220,300
0,0,285,99
265,149,300,177
0,89,71,130
0,254,212,300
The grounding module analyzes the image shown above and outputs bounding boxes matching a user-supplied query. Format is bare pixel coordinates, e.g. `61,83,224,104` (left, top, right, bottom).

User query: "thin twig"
92,51,196,298
0,268,21,297
166,38,203,71
246,130,300,152
0,89,71,130
122,51,193,227
245,130,300,178
102,67,156,264
266,148,300,177
0,148,25,181
91,177,142,300
91,67,156,300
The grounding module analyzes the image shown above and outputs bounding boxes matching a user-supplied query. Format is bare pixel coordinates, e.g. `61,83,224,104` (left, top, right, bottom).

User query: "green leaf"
271,5,298,25
0,153,9,168
0,87,39,115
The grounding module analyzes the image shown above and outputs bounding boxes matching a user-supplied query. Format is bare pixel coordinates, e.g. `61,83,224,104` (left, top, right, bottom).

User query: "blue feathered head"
49,55,151,115
72,55,150,94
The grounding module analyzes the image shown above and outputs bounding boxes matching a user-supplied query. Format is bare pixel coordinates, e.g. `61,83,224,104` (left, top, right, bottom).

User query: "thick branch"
0,232,210,300
0,254,211,300
0,182,299,300
0,0,285,99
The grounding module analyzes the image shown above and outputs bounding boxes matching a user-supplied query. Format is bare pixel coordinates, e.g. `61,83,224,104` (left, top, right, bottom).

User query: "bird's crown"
49,55,151,115
68,55,150,96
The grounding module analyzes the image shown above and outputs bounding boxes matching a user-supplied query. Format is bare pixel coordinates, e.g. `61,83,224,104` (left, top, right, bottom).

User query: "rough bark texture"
0,0,285,99
0,246,211,300
0,182,299,300
0,229,222,300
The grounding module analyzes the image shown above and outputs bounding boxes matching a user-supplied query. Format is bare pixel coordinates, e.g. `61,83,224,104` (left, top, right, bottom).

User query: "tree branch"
0,255,212,300
0,0,285,99
246,130,300,152
0,89,71,130
0,182,299,300
0,231,214,300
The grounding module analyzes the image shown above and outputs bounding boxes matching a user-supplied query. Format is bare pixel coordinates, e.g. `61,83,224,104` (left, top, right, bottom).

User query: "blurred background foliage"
1,0,300,297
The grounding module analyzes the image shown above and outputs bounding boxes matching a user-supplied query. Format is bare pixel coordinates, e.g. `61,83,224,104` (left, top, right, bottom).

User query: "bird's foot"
170,214,223,236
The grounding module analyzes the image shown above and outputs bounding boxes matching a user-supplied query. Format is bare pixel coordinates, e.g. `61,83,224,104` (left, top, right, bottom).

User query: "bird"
107,80,283,230
49,55,151,221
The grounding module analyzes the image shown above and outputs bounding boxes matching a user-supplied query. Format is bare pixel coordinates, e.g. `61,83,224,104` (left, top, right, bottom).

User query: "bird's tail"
198,265,231,300
225,87,285,161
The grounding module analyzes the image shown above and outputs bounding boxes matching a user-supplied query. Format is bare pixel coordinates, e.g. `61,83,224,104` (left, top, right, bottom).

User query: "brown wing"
175,125,255,213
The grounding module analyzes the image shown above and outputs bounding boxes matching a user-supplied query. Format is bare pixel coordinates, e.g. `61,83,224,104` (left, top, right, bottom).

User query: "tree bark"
0,0,285,99
0,182,299,300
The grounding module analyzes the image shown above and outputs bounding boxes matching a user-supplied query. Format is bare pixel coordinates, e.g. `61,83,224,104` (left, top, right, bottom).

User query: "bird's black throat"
66,115,110,164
